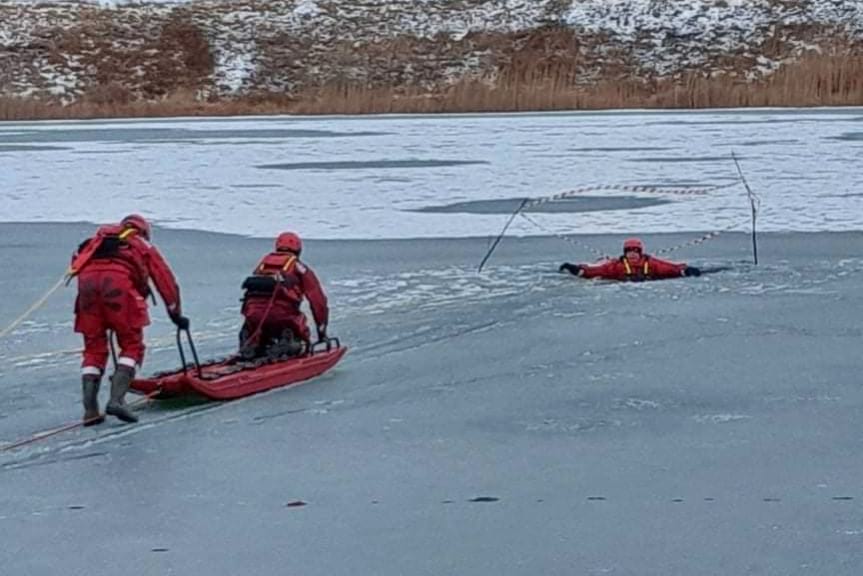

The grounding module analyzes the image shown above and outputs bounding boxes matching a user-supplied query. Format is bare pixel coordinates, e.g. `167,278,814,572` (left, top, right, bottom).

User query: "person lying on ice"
239,231,329,360
559,238,701,281
70,214,188,425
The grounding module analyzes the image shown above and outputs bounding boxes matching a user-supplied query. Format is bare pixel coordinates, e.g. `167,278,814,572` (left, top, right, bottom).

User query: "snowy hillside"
1,0,862,103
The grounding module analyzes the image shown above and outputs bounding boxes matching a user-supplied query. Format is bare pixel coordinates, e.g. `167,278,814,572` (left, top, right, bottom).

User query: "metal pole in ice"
732,151,759,265
478,197,530,272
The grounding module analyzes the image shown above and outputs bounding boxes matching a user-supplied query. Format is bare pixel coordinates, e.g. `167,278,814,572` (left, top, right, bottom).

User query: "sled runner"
131,329,346,400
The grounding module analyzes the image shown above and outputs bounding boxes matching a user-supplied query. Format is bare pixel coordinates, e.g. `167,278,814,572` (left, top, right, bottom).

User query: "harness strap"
622,257,650,278
118,228,137,241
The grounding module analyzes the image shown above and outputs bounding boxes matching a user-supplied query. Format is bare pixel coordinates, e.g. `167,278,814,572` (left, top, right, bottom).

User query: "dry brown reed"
2,49,861,121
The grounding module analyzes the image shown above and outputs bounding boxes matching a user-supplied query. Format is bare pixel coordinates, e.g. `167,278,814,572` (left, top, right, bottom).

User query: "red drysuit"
241,251,329,349
71,223,182,374
578,254,688,281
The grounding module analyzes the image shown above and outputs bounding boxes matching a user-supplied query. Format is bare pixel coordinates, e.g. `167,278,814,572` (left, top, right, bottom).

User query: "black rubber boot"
82,375,105,426
238,326,259,360
266,329,304,360
105,365,138,424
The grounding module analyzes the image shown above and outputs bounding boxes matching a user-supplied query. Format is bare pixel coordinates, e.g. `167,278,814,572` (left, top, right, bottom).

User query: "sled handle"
176,327,202,378
311,337,340,354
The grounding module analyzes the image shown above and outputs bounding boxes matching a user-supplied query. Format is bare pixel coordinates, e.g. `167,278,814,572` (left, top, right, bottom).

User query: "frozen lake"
1,224,862,575
1,110,862,575
2,108,862,239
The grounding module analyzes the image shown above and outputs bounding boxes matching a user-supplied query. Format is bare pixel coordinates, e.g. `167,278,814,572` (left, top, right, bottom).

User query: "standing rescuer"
559,238,701,281
69,214,188,424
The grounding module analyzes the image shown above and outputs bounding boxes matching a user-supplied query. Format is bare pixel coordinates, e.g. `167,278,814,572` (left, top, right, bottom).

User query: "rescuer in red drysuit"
70,214,187,425
559,238,701,281
239,232,329,359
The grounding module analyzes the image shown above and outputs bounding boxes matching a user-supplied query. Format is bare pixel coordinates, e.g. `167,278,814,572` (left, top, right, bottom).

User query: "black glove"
559,263,582,276
683,266,701,277
171,314,190,330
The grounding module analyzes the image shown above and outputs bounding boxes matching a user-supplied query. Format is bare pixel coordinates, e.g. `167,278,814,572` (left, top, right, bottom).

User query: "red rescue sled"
131,330,347,400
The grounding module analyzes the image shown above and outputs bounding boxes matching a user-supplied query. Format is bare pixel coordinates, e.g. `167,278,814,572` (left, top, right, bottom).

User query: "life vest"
242,252,303,305
69,226,150,294
622,256,650,280
254,252,298,277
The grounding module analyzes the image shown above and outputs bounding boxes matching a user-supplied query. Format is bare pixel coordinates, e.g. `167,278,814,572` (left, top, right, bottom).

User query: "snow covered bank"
1,0,861,104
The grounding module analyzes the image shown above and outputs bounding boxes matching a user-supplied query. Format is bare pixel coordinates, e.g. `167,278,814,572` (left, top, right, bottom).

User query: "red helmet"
275,232,302,254
121,214,151,239
623,238,644,254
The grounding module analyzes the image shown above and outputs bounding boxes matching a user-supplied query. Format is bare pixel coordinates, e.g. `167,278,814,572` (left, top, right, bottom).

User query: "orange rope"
0,389,161,453
0,275,66,340
239,287,281,352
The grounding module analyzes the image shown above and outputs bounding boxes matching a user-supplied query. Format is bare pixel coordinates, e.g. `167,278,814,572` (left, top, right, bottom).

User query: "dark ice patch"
0,144,70,152
411,195,669,215
286,500,307,507
732,139,800,147
232,184,283,189
566,146,673,152
831,132,863,141
251,407,305,423
645,115,858,127
375,176,414,183
257,159,488,171
832,496,854,501
629,156,747,163
0,128,387,145
468,496,500,503
186,139,346,146
587,496,606,501
151,548,170,553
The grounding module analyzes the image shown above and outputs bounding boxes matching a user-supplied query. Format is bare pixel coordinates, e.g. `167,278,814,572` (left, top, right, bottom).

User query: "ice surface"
1,224,862,575
1,109,862,239
2,110,863,575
